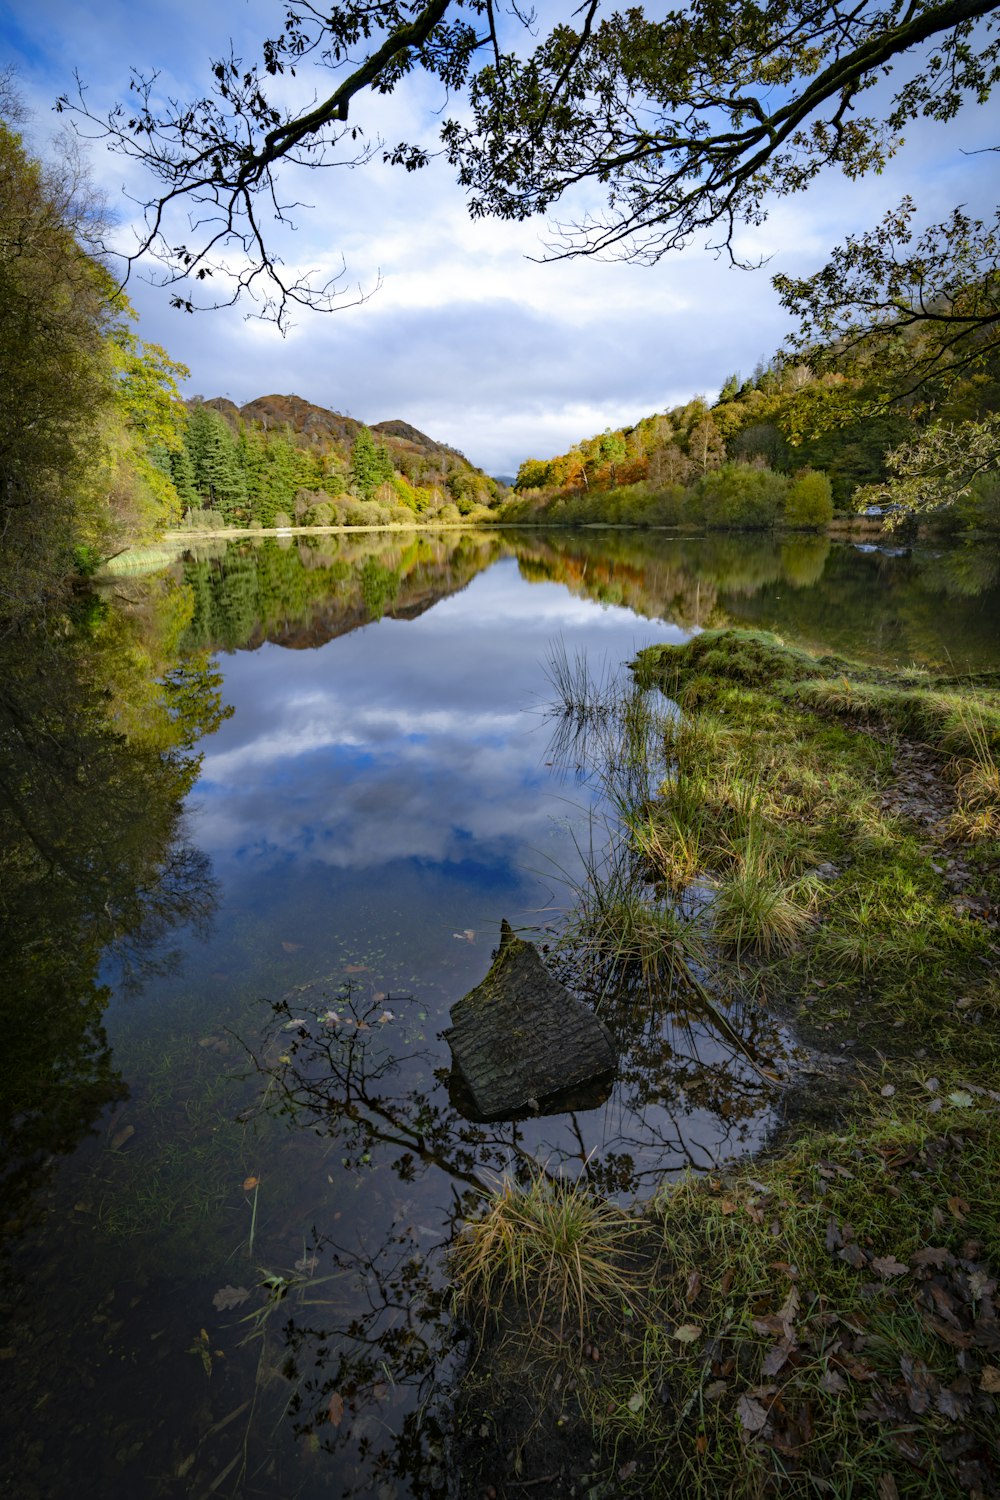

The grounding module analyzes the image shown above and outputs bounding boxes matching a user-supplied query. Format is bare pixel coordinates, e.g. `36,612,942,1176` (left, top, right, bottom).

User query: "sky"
2,0,995,475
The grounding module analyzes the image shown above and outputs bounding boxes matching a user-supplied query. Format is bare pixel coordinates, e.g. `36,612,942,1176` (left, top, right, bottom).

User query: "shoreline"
454,629,1000,1498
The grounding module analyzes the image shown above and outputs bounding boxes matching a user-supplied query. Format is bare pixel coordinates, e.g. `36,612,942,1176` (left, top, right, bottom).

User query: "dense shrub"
785,468,834,529
697,463,789,529
389,504,419,526
183,507,224,530
343,501,391,527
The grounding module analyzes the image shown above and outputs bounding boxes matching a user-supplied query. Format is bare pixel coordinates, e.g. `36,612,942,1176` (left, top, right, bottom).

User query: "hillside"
504,323,1000,536
205,395,472,467
175,393,501,530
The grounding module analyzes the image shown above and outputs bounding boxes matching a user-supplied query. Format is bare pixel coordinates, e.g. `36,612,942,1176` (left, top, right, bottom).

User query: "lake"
1,528,997,1499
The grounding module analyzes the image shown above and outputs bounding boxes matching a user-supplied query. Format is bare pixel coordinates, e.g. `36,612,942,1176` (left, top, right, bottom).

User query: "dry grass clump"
452,1173,642,1341
709,842,815,957
631,804,708,893
948,749,1000,841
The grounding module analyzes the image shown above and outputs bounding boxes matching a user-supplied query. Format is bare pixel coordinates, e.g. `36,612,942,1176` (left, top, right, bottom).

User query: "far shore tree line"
505,346,1000,535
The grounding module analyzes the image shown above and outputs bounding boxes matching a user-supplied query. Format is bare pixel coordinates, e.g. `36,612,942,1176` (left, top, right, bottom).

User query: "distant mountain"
192,391,499,521
203,394,473,470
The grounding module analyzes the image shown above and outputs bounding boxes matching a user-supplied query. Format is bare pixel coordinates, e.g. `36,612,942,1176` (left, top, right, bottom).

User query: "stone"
444,921,616,1120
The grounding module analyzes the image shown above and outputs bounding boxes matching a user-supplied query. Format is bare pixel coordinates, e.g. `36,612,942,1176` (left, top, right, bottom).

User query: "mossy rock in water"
444,921,616,1121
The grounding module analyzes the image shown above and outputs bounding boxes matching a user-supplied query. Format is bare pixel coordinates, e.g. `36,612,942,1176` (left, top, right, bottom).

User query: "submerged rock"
444,921,616,1120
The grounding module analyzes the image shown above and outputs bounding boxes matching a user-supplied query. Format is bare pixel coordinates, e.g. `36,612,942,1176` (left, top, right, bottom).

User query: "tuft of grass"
948,737,1000,839
709,844,814,958
631,804,708,893
452,1173,642,1341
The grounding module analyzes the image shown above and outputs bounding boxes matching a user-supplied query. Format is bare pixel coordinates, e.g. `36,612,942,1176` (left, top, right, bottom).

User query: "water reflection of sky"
175,553,785,1197
192,559,687,896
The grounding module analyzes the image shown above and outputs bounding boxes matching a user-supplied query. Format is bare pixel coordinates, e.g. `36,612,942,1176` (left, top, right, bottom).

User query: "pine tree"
350,426,395,500
169,441,198,511
185,405,246,521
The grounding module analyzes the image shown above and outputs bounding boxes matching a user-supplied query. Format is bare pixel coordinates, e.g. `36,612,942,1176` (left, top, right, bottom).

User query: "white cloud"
6,0,995,472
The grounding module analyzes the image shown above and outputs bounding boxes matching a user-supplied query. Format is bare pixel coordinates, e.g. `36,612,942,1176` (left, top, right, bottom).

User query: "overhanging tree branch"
53,0,1000,332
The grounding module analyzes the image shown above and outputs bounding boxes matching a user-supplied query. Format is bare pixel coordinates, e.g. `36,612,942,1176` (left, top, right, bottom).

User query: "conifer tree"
169,441,198,512
350,426,395,500
184,405,246,521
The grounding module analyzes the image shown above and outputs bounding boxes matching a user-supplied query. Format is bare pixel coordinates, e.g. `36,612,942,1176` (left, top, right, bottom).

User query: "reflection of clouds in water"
192,563,684,875
202,704,525,776
194,736,571,872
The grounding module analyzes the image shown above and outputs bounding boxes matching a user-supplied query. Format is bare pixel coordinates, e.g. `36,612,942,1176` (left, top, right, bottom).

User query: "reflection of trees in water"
513,529,831,624
0,611,225,1221
237,938,782,1495
128,526,999,672
508,529,1000,671
240,986,502,1498
715,540,1000,670
176,531,506,651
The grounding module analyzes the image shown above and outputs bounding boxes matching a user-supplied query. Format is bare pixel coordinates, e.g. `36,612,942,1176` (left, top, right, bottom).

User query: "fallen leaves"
911,1245,952,1269
327,1391,345,1426
899,1354,935,1414
736,1394,769,1434
672,1324,702,1345
871,1255,909,1279
762,1338,796,1378
212,1285,250,1311
242,1175,259,1191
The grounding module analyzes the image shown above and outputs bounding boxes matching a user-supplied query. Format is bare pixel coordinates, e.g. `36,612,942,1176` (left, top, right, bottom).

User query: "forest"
503,350,1000,534
172,394,502,532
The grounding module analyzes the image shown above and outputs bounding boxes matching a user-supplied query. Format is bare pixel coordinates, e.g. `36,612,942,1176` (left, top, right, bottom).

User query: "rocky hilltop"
202,393,470,467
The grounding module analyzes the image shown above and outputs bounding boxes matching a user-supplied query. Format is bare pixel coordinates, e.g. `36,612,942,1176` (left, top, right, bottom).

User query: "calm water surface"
1,529,997,1499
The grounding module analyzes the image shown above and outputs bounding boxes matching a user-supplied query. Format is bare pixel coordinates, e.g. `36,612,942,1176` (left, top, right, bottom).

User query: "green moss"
455,629,1000,1497
633,631,1000,1057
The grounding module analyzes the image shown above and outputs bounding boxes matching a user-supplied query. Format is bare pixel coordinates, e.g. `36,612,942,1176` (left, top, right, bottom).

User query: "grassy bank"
451,631,1000,1498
